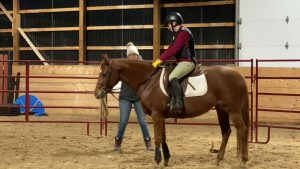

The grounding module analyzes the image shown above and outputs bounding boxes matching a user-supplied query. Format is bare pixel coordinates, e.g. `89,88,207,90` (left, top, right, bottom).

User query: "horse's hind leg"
230,113,248,163
215,105,231,163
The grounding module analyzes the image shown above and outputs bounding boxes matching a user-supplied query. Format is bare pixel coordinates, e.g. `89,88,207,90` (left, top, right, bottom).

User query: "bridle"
97,60,113,95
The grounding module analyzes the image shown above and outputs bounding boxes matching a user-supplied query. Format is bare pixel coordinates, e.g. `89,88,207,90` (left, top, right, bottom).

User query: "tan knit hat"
126,42,139,56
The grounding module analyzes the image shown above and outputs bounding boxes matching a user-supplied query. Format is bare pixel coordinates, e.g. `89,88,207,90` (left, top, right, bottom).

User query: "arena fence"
255,59,300,144
0,58,102,136
0,58,299,144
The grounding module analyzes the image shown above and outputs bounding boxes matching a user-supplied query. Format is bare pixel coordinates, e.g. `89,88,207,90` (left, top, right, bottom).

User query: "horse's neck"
117,60,154,94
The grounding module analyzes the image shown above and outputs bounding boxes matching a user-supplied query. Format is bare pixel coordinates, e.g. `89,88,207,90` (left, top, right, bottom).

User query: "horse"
94,55,249,166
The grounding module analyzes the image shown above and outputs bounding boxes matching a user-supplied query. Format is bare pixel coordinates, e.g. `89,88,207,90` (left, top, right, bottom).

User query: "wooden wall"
12,65,300,122
0,0,236,62
256,67,300,123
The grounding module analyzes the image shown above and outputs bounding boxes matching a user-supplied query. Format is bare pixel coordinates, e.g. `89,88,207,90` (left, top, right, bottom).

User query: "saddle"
160,63,207,98
189,64,204,77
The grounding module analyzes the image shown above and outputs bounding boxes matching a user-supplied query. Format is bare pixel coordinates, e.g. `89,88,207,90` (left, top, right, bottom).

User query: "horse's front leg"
152,111,164,165
162,121,170,166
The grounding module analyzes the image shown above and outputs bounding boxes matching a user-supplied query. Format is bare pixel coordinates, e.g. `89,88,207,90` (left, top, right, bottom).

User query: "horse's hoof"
215,159,220,166
215,157,224,166
155,159,162,165
240,161,247,168
164,160,169,166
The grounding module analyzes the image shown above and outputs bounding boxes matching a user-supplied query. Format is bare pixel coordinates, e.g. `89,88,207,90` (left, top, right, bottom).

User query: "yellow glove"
152,59,163,68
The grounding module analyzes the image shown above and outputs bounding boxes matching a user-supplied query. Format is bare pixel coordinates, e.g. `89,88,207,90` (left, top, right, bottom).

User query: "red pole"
100,99,103,136
105,95,108,136
250,59,253,142
86,122,90,136
255,60,259,142
25,61,30,121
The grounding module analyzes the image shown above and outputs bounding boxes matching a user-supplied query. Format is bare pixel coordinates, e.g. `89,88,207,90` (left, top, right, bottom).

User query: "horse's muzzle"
94,90,106,99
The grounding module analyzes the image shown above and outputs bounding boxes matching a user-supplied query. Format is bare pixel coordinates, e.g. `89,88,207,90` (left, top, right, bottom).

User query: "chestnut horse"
94,55,249,166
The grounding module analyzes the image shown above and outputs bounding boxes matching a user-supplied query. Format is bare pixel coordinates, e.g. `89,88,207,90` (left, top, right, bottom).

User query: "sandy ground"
0,113,299,169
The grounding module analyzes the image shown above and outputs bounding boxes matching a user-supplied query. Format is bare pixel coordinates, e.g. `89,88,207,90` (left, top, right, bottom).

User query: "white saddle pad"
159,68,208,97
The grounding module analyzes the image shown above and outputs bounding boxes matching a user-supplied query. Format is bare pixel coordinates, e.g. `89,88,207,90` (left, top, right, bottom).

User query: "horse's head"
94,54,120,99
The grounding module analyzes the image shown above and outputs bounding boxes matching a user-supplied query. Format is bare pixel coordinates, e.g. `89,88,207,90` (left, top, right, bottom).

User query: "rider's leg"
168,62,195,113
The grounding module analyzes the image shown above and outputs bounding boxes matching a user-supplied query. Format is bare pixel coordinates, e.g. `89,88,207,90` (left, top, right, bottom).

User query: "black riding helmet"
165,12,184,27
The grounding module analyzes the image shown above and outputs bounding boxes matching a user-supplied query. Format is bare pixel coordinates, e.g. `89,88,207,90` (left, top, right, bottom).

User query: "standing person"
152,12,196,114
114,42,154,151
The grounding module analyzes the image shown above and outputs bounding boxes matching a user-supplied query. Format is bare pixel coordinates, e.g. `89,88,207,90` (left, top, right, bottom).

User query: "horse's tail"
239,86,250,161
242,88,249,129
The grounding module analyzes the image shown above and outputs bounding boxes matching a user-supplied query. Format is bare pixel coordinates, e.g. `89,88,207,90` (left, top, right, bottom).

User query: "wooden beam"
87,46,153,50
87,4,153,11
12,0,20,62
162,44,235,49
0,4,152,14
0,29,12,33
153,0,161,60
0,2,13,22
87,25,153,30
0,1,234,15
0,22,234,33
161,1,234,8
0,7,79,14
79,0,86,63
0,45,235,51
2,0,48,64
22,27,79,32
20,46,80,51
0,47,13,51
184,22,235,28
18,28,49,65
196,44,235,49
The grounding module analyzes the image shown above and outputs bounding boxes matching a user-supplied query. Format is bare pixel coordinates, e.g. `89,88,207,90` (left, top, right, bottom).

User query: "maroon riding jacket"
160,26,196,63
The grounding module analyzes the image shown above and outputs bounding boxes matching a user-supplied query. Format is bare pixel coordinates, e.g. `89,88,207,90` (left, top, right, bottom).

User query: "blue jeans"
116,100,151,140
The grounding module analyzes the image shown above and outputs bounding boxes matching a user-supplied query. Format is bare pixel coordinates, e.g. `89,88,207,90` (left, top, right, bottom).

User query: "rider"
152,12,196,113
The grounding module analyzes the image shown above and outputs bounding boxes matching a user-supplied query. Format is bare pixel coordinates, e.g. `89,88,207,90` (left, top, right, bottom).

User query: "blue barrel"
15,95,47,116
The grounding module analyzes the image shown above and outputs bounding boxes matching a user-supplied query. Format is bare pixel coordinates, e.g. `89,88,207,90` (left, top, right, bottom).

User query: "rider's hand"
152,59,163,68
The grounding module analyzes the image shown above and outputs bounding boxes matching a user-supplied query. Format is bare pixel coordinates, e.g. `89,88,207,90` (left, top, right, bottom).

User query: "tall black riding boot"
169,78,184,113
166,88,175,109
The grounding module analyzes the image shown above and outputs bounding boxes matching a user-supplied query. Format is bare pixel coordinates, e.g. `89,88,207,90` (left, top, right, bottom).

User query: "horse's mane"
111,58,154,72
111,58,152,65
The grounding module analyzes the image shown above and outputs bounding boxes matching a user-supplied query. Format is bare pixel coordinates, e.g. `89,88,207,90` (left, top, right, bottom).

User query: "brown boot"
144,137,154,151
114,137,122,150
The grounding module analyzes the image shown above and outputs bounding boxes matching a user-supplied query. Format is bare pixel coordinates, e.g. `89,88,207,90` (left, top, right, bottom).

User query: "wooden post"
153,0,161,60
79,0,87,64
13,0,20,62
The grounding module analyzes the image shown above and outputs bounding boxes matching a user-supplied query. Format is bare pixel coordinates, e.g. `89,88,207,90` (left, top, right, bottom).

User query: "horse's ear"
101,54,110,64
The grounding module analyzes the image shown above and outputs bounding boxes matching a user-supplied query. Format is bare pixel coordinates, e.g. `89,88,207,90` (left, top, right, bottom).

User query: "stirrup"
169,105,183,114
